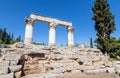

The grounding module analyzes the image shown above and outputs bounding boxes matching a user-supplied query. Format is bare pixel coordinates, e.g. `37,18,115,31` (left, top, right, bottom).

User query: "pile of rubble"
0,42,119,78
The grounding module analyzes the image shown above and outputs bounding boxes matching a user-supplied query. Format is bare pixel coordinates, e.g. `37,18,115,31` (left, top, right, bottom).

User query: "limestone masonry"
0,42,120,78
24,14,74,47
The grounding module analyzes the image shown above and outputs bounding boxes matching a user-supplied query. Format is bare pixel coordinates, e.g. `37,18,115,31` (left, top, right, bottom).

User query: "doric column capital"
25,17,35,26
49,22,58,29
67,26,75,32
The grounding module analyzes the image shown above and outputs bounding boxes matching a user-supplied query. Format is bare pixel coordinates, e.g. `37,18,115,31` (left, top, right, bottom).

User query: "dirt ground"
63,73,116,78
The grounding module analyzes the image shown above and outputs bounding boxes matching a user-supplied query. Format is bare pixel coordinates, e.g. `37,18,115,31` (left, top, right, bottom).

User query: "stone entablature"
24,14,75,46
30,14,72,26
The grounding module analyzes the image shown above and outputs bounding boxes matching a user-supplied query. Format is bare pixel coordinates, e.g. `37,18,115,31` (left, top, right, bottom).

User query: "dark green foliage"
90,38,93,48
0,39,3,44
10,40,19,44
11,33,14,40
42,42,45,45
75,43,79,47
92,0,116,54
33,42,45,45
109,37,120,58
16,35,21,42
0,27,21,44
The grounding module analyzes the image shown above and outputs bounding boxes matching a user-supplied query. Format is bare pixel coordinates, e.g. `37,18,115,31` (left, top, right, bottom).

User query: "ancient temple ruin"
0,14,118,78
24,14,75,46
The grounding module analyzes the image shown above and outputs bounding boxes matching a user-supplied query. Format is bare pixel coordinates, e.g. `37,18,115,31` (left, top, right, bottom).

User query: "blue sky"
0,0,120,45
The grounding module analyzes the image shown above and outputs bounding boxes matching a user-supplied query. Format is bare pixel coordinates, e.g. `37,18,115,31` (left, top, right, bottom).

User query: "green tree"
2,28,7,42
90,38,93,48
16,35,21,42
0,27,21,44
42,42,45,45
2,28,10,44
75,43,79,47
11,33,14,40
92,0,116,55
10,40,19,44
0,39,3,44
0,28,2,39
109,37,120,58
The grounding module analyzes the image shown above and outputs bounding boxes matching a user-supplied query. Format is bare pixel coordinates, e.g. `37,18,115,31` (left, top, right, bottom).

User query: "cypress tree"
90,38,93,48
11,33,14,40
0,27,19,44
2,28,7,43
16,35,21,42
92,0,116,55
0,28,2,39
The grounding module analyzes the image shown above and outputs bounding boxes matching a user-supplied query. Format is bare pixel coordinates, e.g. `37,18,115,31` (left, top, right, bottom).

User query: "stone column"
24,18,34,44
68,26,74,47
48,22,57,46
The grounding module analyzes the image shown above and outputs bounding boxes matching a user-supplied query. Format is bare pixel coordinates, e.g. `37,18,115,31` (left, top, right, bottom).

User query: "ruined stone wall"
0,43,117,78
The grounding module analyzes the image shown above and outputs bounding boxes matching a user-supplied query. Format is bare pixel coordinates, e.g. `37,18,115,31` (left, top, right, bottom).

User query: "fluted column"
48,22,57,46
68,26,74,47
24,18,34,44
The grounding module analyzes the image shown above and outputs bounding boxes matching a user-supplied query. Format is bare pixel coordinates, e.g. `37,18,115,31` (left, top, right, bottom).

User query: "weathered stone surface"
114,61,120,65
0,66,9,75
50,63,62,69
114,61,120,69
50,54,63,60
99,69,107,73
24,44,33,49
0,72,14,78
79,66,95,70
51,67,65,74
0,61,10,66
78,44,90,48
5,54,24,61
116,69,120,74
44,73,64,78
71,70,81,74
0,43,109,77
15,71,22,78
12,42,25,48
0,44,10,48
21,73,64,78
9,65,22,72
10,61,18,65
84,69,100,75
106,68,115,73
31,49,47,54
83,61,92,66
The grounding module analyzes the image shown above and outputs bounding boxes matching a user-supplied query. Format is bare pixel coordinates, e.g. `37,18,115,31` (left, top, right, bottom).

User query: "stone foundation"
0,42,118,78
